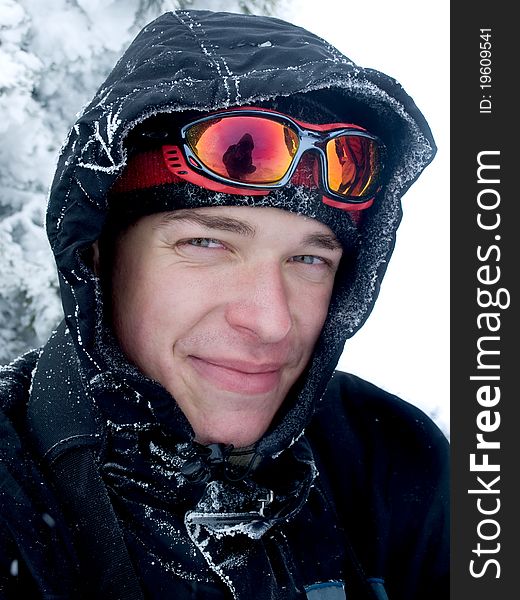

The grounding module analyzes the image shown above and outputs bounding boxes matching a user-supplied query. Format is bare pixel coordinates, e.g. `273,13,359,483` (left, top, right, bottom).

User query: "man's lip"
188,356,284,394
192,357,284,374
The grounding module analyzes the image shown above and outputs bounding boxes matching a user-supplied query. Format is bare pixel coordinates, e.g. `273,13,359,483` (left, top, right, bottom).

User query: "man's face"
109,206,343,447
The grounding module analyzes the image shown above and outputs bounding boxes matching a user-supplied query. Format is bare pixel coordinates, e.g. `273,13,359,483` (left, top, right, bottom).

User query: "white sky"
278,0,450,435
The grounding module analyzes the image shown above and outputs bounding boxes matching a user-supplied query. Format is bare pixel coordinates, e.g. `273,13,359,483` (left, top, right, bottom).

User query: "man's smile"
188,355,284,395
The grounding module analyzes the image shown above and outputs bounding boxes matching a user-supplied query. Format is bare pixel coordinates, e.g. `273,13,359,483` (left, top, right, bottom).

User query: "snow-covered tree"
0,0,284,364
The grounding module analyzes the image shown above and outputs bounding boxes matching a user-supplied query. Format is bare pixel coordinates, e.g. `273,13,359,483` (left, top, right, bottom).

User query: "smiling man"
0,9,449,600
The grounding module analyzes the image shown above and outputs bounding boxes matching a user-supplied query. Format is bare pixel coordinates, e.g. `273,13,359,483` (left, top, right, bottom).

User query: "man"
0,9,449,600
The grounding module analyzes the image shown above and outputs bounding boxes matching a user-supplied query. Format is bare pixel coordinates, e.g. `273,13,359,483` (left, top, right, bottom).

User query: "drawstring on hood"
179,443,261,484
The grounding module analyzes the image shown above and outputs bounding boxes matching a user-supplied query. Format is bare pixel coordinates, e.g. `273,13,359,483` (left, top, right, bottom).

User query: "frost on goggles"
163,108,384,208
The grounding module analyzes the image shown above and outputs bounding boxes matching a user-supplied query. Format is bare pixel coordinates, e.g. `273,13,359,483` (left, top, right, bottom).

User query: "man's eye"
291,255,327,266
186,238,224,248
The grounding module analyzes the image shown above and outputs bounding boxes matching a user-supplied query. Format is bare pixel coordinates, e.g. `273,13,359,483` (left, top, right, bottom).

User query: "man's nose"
225,263,292,344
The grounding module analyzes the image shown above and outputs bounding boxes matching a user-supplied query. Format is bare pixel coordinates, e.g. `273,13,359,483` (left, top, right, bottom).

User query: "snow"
0,0,449,436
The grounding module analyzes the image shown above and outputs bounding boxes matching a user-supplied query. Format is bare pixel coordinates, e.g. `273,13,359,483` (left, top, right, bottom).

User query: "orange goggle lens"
186,116,299,184
326,135,381,197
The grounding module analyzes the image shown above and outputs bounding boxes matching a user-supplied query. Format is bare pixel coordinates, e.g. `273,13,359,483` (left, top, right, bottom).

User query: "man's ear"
92,241,101,276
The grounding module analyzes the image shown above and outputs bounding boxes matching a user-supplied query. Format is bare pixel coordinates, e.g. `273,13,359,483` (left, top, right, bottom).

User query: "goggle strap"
112,148,183,193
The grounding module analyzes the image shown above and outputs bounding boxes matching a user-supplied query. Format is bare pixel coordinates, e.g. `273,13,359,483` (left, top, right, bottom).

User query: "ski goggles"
162,107,385,211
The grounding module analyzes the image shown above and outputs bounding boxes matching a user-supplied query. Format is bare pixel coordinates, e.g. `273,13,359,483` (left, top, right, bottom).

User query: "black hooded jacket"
0,10,449,600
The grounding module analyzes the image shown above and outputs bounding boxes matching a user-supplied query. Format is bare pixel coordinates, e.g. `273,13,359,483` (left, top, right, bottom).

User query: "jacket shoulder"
0,350,39,417
310,369,449,495
307,371,449,600
318,370,448,452
0,349,79,597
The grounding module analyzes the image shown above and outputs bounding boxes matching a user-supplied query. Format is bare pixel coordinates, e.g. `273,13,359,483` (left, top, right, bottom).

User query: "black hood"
46,9,436,459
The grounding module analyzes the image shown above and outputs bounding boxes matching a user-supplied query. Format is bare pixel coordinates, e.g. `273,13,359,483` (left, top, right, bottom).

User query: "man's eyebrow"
301,232,343,251
155,211,256,237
